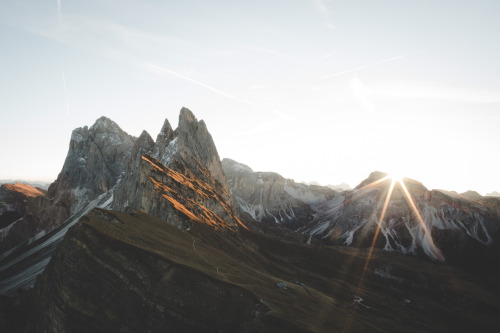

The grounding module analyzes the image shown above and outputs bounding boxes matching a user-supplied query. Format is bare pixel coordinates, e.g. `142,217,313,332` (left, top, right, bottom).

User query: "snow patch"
159,137,178,166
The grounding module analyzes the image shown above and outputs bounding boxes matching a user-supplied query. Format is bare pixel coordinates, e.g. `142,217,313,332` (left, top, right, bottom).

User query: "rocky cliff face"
1,109,500,332
113,108,240,230
224,162,500,266
222,158,338,230
0,117,136,254
0,108,243,295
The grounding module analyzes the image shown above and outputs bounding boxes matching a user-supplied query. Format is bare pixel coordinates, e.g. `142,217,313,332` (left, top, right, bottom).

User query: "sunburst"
345,171,445,331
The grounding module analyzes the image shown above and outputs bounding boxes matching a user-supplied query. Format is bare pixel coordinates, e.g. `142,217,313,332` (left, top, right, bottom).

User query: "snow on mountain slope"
224,162,500,263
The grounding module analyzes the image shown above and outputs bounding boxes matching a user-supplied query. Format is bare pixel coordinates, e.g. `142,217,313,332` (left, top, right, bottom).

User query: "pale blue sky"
1,0,499,194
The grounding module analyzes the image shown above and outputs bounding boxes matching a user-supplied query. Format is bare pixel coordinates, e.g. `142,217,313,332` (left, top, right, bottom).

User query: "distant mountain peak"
3,183,46,198
179,106,197,124
90,116,120,130
222,158,253,173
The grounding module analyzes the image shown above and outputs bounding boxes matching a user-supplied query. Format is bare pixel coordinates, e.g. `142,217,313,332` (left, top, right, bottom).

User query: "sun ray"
399,180,445,261
358,179,396,289
344,175,390,205
343,178,396,332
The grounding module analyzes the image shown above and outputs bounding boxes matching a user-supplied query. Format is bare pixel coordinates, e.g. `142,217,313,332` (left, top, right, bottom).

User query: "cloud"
311,0,328,15
373,82,500,104
147,63,262,108
309,0,335,30
321,50,336,60
57,0,61,24
322,53,418,79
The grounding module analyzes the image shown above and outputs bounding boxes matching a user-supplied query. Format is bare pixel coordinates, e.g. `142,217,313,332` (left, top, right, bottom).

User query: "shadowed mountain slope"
2,208,499,332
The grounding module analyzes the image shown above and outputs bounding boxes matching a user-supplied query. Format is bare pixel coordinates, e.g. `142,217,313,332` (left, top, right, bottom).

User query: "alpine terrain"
1,108,499,332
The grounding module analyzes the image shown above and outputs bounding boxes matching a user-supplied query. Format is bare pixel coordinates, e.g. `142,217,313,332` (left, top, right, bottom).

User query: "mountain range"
1,108,499,332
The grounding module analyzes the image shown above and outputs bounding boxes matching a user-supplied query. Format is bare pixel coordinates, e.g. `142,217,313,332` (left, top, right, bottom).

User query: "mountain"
0,180,51,191
111,108,242,230
327,182,352,192
224,162,500,270
1,109,500,332
487,191,500,198
4,208,500,332
0,108,242,295
0,183,45,230
222,158,339,230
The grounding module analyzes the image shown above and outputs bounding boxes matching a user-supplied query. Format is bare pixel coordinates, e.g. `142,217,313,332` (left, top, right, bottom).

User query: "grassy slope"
80,209,500,332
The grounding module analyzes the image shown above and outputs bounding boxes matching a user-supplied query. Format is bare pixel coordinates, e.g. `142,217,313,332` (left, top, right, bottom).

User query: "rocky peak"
178,106,197,125
176,108,228,188
354,171,389,190
156,118,174,147
154,119,176,165
222,158,254,174
112,108,241,231
131,130,155,166
461,190,483,200
25,116,138,240
89,116,120,132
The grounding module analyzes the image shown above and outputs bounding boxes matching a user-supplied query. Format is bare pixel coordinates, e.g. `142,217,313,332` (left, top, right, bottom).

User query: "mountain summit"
1,108,500,332
0,108,243,295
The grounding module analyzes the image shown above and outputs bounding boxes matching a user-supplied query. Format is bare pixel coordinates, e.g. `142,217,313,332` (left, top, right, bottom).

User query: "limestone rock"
222,158,338,229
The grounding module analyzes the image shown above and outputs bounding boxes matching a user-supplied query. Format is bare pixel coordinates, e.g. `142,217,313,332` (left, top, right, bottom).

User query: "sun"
387,170,405,182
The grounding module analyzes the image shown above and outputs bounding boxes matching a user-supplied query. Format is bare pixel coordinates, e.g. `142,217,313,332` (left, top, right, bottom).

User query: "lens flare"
345,175,445,331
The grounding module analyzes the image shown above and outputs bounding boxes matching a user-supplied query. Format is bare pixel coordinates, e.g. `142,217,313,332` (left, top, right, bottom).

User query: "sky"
0,0,499,195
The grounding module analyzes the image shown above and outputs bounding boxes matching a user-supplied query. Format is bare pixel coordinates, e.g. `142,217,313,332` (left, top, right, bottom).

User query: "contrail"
147,63,262,108
61,68,70,118
322,52,418,79
57,0,61,24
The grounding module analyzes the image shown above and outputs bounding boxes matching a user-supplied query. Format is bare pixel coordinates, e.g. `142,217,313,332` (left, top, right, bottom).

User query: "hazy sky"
1,0,499,194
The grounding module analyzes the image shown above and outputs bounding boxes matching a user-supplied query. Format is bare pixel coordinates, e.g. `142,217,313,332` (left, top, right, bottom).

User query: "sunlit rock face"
113,108,243,230
0,108,244,296
0,184,46,251
0,184,45,228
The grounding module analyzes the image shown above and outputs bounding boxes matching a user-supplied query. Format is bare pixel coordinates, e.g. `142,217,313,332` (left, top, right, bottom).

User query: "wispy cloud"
61,67,70,118
57,0,61,24
322,53,418,79
147,63,262,108
321,50,336,60
309,0,335,30
373,82,500,104
311,0,328,15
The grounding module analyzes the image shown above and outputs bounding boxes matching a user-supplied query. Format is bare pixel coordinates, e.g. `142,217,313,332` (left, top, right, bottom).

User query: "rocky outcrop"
0,184,45,230
0,117,136,254
222,158,338,229
113,108,241,230
224,161,500,265
0,184,46,249
47,116,135,214
1,108,245,295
